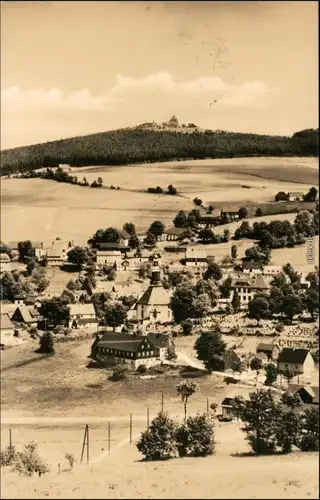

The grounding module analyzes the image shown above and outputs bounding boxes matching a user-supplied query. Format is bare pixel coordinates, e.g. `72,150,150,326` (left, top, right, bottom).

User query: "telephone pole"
80,424,89,464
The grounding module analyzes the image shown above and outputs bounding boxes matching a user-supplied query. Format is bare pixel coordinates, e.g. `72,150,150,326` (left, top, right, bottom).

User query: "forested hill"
0,127,318,175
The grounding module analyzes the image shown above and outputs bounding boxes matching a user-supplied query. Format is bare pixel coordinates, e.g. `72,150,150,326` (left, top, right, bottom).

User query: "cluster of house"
0,239,74,270
221,343,317,417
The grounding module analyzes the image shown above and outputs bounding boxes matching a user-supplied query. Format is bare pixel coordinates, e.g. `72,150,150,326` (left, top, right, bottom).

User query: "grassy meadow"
1,157,318,244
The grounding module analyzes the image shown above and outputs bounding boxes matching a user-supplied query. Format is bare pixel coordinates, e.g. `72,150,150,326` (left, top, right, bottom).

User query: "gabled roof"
242,261,262,269
185,247,207,260
14,305,39,323
0,253,11,262
231,274,269,290
137,285,171,306
256,343,277,353
287,192,304,197
0,314,15,330
147,332,170,348
119,230,131,240
288,384,319,404
46,247,65,259
69,303,96,316
163,227,185,235
96,250,121,256
98,243,128,250
278,348,311,365
95,332,154,353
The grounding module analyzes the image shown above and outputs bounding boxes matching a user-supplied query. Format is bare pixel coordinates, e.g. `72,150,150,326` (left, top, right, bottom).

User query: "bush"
65,452,76,469
137,364,147,374
0,446,16,467
275,323,285,333
175,413,215,457
108,365,130,381
136,412,178,461
166,344,177,361
299,434,319,452
11,442,49,476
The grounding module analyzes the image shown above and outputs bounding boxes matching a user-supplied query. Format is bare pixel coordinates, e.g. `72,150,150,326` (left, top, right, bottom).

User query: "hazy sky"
1,1,318,149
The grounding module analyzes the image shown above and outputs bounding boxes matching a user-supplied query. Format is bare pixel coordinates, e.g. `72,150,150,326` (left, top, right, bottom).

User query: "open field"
1,157,317,243
1,333,318,499
0,338,226,421
1,422,318,499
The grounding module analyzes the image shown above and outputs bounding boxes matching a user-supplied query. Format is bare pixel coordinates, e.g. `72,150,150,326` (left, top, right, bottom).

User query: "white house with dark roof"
287,192,304,202
0,253,11,273
160,227,185,242
131,266,173,324
91,331,166,369
96,250,122,269
230,274,269,309
0,314,16,345
68,303,98,329
12,305,39,327
277,348,315,377
184,247,207,269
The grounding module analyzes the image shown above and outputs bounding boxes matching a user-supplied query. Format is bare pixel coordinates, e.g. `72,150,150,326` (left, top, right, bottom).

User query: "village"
0,1,319,498
1,196,319,417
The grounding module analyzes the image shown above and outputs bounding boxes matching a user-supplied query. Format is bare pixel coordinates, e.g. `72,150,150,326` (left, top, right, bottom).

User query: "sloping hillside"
1,127,318,175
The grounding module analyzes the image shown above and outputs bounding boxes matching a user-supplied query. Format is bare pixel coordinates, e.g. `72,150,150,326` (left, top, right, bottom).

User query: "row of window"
98,347,155,358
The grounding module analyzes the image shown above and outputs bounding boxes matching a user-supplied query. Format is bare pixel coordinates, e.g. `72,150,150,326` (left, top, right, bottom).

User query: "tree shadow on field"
231,450,288,458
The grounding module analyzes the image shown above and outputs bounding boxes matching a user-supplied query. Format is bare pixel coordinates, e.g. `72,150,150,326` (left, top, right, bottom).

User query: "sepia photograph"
0,1,319,498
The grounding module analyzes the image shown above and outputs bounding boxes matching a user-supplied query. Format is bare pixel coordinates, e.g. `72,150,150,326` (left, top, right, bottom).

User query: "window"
150,350,154,356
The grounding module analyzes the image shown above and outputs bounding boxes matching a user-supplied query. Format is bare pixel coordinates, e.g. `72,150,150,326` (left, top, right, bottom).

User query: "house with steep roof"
256,343,279,361
68,303,98,329
130,266,173,324
277,348,315,377
45,248,66,267
288,384,319,406
220,387,252,419
197,211,222,228
0,314,16,345
230,274,269,309
160,227,185,242
184,247,207,269
96,250,122,269
0,253,11,273
223,349,242,371
12,305,39,327
242,261,263,275
287,192,304,202
91,331,163,369
147,332,172,360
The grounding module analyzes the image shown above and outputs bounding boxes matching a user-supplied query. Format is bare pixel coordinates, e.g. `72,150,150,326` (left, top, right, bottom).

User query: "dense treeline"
17,166,104,188
1,127,318,175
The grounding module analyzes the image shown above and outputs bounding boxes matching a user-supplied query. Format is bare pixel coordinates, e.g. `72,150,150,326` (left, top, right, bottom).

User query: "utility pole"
9,428,12,450
206,398,209,415
80,424,89,464
147,406,150,428
108,422,111,456
129,414,132,444
161,390,164,412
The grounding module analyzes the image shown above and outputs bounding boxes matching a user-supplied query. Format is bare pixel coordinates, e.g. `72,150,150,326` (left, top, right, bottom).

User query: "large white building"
184,247,207,269
96,250,122,269
230,274,269,310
